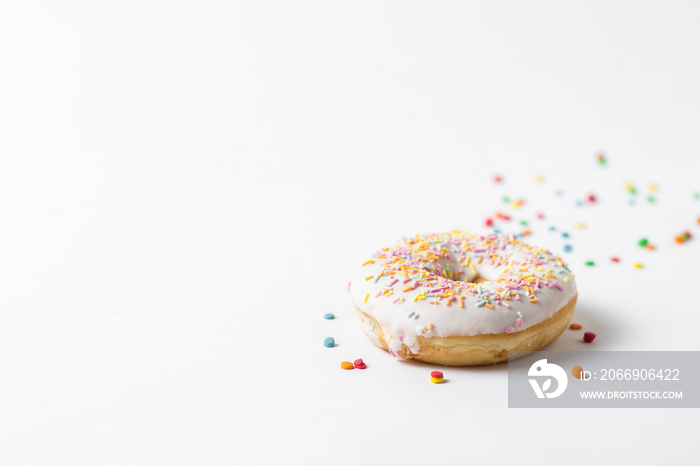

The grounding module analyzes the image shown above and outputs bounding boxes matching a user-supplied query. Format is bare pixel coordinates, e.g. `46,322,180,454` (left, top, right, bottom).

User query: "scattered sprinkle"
563,245,573,252
584,261,595,266
583,332,597,343
611,257,620,263
596,152,606,166
341,361,354,370
586,193,596,203
572,365,584,379
534,174,544,183
323,337,335,348
430,371,445,384
633,263,644,269
354,358,366,369
675,231,692,244
638,238,648,247
493,174,503,183
323,313,335,320
569,323,582,330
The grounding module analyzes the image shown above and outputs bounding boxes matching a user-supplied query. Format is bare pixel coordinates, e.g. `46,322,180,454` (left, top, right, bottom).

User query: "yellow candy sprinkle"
364,293,369,303
430,377,444,384
634,263,644,269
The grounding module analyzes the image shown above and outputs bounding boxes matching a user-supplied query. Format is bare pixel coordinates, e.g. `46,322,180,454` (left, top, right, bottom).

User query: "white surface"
1,1,700,465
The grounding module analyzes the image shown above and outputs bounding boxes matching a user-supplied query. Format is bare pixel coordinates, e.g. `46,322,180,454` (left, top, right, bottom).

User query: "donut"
349,231,577,366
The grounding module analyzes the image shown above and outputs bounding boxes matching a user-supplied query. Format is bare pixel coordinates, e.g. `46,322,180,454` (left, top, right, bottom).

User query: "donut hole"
436,257,503,285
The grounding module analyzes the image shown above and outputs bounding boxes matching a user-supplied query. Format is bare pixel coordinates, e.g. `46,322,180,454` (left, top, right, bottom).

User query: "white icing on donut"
349,231,577,357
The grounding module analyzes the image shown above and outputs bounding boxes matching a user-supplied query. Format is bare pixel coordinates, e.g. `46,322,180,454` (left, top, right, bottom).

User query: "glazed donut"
349,231,577,366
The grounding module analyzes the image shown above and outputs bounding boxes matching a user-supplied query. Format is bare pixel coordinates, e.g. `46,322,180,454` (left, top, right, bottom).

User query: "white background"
1,1,699,464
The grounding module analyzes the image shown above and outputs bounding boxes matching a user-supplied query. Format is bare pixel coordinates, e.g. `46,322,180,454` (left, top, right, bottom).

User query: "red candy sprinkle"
354,359,366,369
493,175,503,183
431,371,443,379
536,212,545,220
611,257,620,263
587,193,597,203
583,332,597,343
485,218,494,227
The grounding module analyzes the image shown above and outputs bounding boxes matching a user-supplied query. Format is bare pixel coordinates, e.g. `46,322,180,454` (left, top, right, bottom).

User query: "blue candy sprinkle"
563,244,572,252
549,226,556,231
323,313,335,320
561,232,570,238
323,337,335,348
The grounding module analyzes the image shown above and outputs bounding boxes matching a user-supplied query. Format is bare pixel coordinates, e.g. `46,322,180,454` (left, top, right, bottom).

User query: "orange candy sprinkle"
572,366,583,379
569,323,582,330
341,361,354,370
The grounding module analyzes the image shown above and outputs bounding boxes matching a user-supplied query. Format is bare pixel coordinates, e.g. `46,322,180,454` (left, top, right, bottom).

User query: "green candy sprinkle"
585,261,595,266
638,238,648,247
